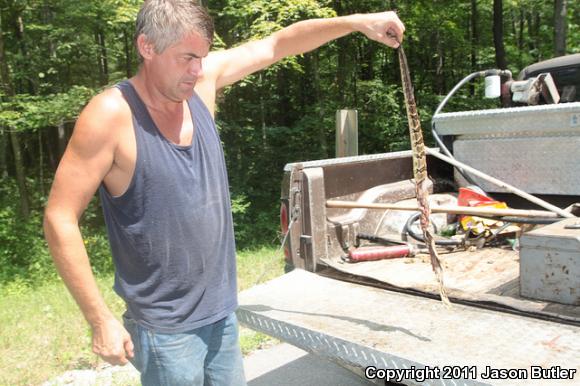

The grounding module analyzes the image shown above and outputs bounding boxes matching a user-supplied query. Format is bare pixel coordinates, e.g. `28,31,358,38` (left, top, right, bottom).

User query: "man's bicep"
46,100,118,220
49,142,112,218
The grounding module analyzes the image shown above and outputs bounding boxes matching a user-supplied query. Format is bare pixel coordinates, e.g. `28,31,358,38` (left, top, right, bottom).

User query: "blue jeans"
124,312,247,386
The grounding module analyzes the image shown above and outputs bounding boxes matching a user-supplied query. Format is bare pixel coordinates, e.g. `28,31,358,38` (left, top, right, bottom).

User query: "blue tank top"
98,80,238,333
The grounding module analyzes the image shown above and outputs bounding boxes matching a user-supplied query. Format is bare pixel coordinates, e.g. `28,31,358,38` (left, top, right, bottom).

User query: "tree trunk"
259,73,267,148
359,41,375,81
15,14,37,94
43,3,57,88
10,130,31,219
123,27,133,78
493,0,507,69
0,132,7,178
2,9,30,211
0,12,10,178
95,29,109,85
57,120,67,159
435,31,445,95
47,127,58,170
470,0,478,96
334,0,348,106
517,8,524,68
554,0,567,56
101,30,109,83
526,10,541,60
39,130,45,196
0,8,10,96
313,51,327,158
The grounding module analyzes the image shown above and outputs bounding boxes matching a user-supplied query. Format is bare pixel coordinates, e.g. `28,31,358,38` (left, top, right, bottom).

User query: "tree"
554,0,567,56
470,0,479,95
493,0,507,69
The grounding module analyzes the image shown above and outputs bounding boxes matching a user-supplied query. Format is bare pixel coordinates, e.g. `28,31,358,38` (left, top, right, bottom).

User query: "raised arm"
205,11,404,91
43,89,134,366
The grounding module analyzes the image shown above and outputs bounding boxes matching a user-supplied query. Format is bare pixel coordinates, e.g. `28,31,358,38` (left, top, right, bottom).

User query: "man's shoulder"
72,85,132,147
84,86,130,121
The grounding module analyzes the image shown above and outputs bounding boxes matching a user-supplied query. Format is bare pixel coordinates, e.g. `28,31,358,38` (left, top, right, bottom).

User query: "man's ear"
137,34,156,60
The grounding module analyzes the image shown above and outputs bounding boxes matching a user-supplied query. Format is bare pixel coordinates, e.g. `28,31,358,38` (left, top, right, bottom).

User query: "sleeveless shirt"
98,80,238,333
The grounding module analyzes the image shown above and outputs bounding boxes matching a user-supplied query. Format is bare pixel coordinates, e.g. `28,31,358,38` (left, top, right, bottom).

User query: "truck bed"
237,270,580,385
321,244,580,325
282,151,579,325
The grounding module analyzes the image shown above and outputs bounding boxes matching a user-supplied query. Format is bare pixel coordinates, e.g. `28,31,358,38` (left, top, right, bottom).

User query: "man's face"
144,32,210,102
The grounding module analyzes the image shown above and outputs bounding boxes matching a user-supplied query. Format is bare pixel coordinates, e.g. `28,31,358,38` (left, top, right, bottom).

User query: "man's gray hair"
136,0,214,60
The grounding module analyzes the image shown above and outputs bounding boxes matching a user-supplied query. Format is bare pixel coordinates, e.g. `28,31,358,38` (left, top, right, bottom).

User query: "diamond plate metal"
236,308,488,386
238,270,580,386
432,103,580,195
432,102,580,136
453,133,580,194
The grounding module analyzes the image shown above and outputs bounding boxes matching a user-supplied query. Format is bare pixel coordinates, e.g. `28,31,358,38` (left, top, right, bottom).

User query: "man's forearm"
270,11,404,60
269,15,357,59
44,214,114,327
211,11,404,90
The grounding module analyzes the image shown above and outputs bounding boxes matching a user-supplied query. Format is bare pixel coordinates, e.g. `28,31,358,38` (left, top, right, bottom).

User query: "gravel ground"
42,343,375,386
42,363,140,386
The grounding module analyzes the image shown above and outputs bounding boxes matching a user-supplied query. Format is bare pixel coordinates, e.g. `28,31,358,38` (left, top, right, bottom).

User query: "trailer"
237,55,580,385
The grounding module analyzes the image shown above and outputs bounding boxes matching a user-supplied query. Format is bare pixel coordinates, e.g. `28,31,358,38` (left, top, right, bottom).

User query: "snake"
393,36,451,305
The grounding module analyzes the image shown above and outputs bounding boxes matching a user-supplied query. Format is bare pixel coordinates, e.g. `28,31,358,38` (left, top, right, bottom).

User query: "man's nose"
188,59,203,77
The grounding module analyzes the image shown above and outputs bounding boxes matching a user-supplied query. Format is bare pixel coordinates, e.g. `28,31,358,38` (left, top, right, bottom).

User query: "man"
43,1,404,385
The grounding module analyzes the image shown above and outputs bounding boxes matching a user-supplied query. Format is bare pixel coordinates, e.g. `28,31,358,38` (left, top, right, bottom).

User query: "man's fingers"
124,335,135,359
93,346,129,366
91,319,134,366
384,30,400,48
384,12,405,47
106,354,128,366
360,12,405,48
386,24,404,45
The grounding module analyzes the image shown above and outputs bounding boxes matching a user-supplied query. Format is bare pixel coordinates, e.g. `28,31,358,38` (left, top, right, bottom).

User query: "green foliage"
0,86,95,132
0,177,52,283
1,0,579,279
0,176,112,286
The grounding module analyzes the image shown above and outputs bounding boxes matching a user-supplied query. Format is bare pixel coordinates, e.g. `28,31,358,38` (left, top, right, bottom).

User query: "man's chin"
172,86,195,101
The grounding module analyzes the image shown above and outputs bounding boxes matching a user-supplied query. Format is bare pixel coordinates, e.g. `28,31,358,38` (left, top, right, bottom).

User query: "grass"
0,245,285,385
237,246,286,355
0,276,124,385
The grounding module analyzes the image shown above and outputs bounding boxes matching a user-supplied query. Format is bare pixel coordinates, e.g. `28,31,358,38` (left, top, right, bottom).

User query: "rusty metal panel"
284,151,415,172
319,193,580,323
520,218,580,305
301,168,328,272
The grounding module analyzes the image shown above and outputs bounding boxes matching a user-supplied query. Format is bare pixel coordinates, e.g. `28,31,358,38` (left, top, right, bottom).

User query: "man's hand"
352,11,405,48
91,317,134,366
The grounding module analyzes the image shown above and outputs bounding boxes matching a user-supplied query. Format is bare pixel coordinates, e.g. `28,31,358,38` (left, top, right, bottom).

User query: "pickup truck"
236,55,580,385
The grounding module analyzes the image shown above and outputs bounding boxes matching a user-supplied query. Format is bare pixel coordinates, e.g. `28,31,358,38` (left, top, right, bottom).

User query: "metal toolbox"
432,102,580,195
519,218,580,305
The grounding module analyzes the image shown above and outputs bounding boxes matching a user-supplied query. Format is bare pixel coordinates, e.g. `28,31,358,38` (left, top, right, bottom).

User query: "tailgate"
237,269,580,386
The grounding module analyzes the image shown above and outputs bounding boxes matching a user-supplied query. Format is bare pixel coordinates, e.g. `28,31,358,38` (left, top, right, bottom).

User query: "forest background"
0,0,579,294
0,0,579,383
